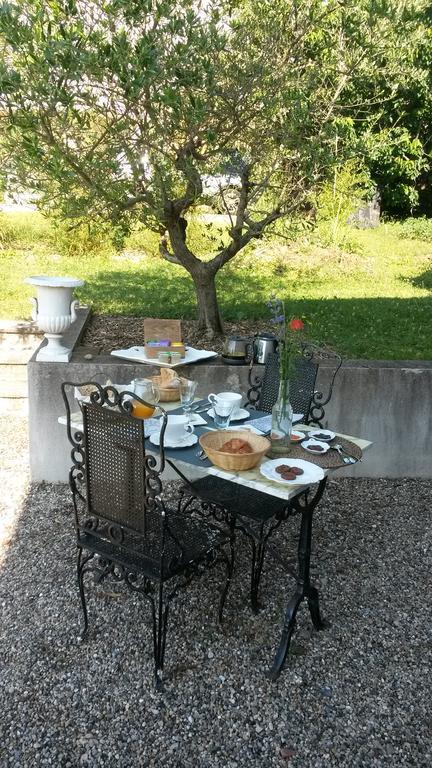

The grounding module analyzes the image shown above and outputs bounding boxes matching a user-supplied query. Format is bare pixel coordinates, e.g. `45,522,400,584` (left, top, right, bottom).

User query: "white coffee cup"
208,391,242,417
163,415,194,443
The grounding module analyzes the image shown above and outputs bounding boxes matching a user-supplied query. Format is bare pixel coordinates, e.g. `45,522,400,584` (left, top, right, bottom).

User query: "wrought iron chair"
176,343,342,612
247,343,342,426
61,381,234,689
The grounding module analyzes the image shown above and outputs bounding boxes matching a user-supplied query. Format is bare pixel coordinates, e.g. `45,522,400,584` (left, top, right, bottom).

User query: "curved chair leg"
249,517,283,614
250,536,266,614
77,548,89,638
152,581,170,691
218,537,236,623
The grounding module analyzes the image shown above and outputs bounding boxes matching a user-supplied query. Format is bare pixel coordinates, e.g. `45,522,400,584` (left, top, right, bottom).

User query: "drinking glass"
180,379,198,421
213,400,236,429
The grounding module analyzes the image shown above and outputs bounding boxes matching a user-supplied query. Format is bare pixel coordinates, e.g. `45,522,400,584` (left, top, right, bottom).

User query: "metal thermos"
253,333,278,364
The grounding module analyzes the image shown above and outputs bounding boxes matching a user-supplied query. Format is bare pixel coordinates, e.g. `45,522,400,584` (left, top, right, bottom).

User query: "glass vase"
270,380,293,457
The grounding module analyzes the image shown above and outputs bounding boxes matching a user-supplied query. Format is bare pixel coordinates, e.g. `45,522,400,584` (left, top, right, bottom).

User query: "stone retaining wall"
27,309,432,481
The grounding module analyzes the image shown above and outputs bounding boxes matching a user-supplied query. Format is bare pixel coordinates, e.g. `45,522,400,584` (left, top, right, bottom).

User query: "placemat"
267,437,362,469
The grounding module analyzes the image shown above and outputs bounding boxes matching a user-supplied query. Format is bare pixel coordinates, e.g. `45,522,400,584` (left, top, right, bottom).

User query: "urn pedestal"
24,275,85,362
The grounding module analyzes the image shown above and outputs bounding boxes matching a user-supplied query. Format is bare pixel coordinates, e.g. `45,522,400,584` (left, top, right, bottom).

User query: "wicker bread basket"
199,430,270,471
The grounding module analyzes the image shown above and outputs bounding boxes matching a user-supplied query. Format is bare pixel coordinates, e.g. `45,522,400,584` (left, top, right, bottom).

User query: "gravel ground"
1,412,431,767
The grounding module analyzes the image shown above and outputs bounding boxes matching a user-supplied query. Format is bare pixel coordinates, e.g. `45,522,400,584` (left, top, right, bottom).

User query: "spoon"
331,444,357,464
190,402,211,413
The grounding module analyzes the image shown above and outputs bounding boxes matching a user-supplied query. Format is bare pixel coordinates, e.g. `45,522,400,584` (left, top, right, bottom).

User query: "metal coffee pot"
222,335,253,365
253,333,278,365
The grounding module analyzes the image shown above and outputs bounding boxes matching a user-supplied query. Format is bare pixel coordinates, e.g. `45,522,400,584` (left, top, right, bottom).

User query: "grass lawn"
1,210,432,359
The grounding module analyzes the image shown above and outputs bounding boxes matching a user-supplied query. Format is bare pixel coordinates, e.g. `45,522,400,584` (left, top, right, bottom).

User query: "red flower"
289,318,304,331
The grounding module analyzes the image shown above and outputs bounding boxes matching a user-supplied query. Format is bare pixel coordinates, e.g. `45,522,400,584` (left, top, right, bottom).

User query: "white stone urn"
24,275,85,361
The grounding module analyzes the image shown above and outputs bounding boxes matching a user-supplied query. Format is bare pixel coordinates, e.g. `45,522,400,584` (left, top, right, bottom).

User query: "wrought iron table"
157,404,371,680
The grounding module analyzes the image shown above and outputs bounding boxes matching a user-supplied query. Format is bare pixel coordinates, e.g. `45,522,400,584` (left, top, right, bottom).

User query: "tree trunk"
189,263,224,337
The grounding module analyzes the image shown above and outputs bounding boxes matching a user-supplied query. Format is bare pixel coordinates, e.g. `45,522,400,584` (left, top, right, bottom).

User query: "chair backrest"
247,344,342,426
61,381,170,569
254,352,318,419
82,402,147,534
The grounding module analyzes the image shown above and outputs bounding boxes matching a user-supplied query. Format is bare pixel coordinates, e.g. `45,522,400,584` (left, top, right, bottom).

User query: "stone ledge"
29,306,91,363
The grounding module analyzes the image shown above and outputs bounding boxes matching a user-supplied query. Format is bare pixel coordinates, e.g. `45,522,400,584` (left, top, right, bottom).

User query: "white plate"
208,407,250,421
260,458,325,485
301,438,330,455
308,429,336,442
149,431,198,449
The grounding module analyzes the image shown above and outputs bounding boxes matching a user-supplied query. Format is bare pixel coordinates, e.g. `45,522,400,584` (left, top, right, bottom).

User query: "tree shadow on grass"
79,267,432,359
405,269,432,291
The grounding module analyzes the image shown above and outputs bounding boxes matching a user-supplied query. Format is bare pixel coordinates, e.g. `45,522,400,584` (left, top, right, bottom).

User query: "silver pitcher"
253,333,278,365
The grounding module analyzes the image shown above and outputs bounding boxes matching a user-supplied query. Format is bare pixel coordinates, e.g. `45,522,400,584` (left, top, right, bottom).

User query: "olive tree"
0,0,423,334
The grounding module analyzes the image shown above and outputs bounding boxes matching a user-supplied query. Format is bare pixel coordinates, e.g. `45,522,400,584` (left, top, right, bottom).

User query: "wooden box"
143,318,185,359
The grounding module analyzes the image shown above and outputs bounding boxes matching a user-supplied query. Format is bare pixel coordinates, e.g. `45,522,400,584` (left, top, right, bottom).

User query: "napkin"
225,425,266,436
187,412,208,426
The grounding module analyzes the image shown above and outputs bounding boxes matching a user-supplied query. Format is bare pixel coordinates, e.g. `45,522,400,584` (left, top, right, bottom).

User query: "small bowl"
301,438,330,455
308,429,335,442
290,430,306,444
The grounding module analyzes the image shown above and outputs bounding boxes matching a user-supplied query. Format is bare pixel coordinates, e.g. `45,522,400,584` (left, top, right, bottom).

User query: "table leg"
268,478,327,681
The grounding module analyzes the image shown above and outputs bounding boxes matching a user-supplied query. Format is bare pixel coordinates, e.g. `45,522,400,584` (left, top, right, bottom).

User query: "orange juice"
132,400,155,419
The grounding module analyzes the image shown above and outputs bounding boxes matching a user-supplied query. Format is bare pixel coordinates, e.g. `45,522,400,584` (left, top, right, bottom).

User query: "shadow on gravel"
1,477,431,768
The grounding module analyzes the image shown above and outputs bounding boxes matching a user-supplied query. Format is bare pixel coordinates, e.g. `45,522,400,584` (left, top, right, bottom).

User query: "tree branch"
172,139,203,215
159,237,181,265
211,207,283,271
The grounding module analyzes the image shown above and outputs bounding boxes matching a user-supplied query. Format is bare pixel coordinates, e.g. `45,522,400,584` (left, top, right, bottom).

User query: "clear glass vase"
270,380,293,457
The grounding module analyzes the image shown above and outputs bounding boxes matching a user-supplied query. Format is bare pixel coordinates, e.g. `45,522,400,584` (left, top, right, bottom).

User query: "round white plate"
207,407,250,421
260,458,325,485
308,429,336,442
149,431,198,449
301,438,330,455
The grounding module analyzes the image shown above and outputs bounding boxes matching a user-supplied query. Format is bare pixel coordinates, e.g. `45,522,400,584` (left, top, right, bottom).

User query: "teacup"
164,415,194,443
208,391,242,417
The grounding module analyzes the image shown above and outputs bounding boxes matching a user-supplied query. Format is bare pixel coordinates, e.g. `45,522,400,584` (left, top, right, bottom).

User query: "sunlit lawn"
1,210,432,359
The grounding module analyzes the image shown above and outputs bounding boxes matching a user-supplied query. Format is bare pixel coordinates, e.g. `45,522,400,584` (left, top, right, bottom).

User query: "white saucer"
208,407,249,421
301,438,330,455
149,431,198,449
308,429,336,442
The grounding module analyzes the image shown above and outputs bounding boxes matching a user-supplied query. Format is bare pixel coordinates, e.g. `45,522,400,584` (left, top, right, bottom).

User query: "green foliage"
365,128,428,216
0,1,423,240
0,0,430,330
389,216,432,242
314,162,373,250
3,210,432,359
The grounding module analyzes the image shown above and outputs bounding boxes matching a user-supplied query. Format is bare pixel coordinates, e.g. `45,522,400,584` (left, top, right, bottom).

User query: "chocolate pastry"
281,471,296,481
276,464,291,474
308,444,324,452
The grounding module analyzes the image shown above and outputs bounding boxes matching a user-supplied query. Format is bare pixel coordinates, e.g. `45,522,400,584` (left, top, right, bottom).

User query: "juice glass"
131,378,159,419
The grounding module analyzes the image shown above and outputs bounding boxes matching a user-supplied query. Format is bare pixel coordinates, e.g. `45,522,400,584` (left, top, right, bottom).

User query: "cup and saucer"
149,415,198,449
207,392,249,422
